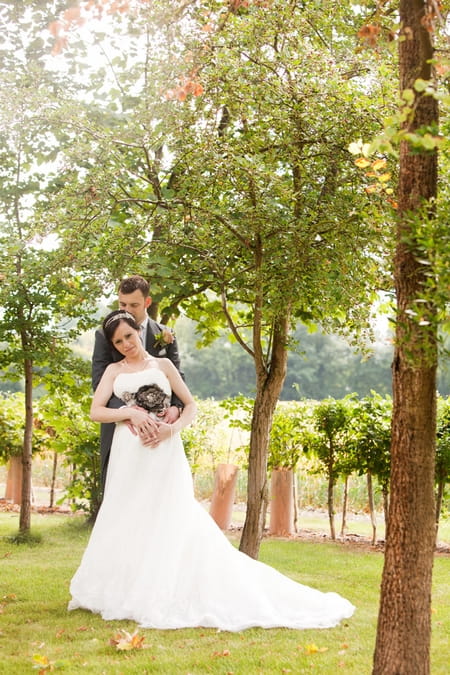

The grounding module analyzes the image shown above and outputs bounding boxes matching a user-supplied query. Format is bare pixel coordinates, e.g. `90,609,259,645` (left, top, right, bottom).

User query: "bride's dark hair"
103,310,140,343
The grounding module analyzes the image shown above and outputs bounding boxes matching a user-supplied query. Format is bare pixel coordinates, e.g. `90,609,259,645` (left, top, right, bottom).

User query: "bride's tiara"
104,311,135,329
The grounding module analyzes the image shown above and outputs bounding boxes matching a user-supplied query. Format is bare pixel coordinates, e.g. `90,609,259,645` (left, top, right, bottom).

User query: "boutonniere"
153,328,175,350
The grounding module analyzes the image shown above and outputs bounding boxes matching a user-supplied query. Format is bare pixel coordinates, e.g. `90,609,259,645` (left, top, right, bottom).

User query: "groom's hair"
118,275,150,297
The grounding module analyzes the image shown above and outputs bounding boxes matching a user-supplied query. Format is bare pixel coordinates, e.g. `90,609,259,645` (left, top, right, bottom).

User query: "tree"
267,403,304,472
41,1,392,559
372,1,440,672
304,397,353,540
348,392,392,544
37,360,102,522
0,5,122,533
435,397,450,536
117,1,388,558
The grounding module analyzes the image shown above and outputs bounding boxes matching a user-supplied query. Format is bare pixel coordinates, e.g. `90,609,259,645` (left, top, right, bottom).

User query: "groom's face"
118,289,151,325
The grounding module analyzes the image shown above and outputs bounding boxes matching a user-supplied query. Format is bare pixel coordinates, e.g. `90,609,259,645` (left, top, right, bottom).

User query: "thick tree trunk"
373,2,438,672
19,357,34,534
239,315,289,559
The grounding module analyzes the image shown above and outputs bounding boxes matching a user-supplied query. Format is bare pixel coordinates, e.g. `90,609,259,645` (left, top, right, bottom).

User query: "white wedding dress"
68,367,355,631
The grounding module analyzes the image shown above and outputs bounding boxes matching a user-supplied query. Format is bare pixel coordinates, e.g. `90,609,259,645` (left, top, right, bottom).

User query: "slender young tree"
40,0,394,557
0,4,133,533
111,0,390,558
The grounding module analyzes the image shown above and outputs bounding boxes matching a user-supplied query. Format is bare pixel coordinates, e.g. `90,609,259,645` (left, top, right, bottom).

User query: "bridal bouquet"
122,384,170,415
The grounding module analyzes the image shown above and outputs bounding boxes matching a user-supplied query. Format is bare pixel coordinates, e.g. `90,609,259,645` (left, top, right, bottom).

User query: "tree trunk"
435,481,443,543
373,2,438,672
382,486,389,532
49,451,58,508
327,468,335,540
19,357,34,534
367,472,377,546
293,471,298,533
239,315,289,559
340,474,349,537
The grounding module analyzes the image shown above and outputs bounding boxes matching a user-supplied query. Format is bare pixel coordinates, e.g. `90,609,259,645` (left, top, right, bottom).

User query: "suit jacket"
92,317,185,487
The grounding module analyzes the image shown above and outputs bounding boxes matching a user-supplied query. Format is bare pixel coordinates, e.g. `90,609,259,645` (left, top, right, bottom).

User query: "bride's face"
111,320,142,359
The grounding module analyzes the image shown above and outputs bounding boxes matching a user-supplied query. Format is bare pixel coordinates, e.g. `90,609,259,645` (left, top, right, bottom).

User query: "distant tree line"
4,314,450,403
177,317,450,401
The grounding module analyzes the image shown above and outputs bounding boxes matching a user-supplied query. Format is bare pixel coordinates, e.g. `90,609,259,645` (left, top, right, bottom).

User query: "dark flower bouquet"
122,384,170,415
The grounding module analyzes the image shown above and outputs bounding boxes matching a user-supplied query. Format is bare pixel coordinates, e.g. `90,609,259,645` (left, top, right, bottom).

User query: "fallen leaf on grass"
30,642,46,649
110,629,145,651
212,649,231,657
304,643,328,655
32,653,51,671
32,653,67,673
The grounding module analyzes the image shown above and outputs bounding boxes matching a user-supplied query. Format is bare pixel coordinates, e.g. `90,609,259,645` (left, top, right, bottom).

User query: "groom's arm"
92,329,111,391
162,339,185,411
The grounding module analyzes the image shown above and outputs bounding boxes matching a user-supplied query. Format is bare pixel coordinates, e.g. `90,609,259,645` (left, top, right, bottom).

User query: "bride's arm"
90,365,154,428
158,360,197,432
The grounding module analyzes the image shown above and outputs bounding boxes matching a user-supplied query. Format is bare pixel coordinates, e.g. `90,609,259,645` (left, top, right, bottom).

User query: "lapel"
144,318,164,356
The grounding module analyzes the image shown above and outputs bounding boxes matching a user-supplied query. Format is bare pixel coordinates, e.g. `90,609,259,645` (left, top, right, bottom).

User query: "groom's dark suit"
92,317,184,490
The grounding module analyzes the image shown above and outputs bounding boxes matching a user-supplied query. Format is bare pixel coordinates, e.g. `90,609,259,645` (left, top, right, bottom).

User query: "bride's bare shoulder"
105,361,125,376
154,357,173,371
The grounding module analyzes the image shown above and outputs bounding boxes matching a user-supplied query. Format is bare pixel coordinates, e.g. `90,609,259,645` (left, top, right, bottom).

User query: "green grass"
0,512,449,674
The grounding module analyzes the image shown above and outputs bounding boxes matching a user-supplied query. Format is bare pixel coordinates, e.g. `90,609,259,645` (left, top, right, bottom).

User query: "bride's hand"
128,408,159,440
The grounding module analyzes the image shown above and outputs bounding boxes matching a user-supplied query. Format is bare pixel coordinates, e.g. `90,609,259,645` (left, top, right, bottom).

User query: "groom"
92,274,184,490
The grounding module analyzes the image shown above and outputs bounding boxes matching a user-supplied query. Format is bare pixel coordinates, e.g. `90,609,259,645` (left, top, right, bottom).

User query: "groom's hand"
158,405,181,424
137,419,160,446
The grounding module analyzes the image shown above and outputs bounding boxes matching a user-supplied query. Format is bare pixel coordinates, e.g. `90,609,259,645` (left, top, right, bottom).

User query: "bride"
68,310,355,631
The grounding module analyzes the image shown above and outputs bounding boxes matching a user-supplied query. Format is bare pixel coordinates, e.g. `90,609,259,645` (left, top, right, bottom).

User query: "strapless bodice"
113,368,171,415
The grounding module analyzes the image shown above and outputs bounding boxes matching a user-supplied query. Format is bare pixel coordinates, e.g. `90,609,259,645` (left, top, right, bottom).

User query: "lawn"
0,511,449,674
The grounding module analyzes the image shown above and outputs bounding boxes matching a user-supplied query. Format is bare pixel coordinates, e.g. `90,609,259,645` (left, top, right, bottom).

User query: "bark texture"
373,2,438,672
239,314,289,559
19,357,34,533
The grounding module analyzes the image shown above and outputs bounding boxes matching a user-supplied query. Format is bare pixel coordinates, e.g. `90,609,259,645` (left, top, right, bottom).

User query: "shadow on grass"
3,530,42,545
